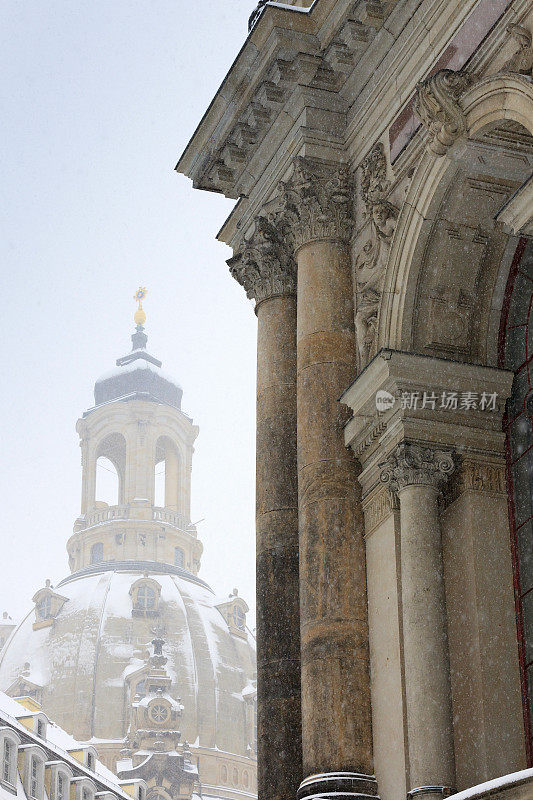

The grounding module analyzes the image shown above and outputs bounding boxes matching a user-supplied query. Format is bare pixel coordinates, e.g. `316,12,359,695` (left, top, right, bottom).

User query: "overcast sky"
1,1,259,625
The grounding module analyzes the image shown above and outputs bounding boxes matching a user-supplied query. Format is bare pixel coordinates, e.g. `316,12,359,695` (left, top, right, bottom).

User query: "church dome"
0,295,257,800
0,562,256,794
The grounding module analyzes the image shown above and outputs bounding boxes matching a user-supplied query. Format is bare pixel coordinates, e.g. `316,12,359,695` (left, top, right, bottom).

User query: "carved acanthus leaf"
414,69,474,155
380,442,455,494
278,157,354,251
228,215,296,307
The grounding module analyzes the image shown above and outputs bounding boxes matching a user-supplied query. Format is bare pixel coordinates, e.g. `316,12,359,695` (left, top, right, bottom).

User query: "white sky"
1,1,259,626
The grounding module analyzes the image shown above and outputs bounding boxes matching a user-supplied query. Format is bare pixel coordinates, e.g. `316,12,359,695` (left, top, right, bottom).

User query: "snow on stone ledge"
448,768,533,800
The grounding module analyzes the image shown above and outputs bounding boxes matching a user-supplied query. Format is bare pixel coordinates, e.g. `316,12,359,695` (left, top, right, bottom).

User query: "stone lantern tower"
0,289,257,800
68,288,202,575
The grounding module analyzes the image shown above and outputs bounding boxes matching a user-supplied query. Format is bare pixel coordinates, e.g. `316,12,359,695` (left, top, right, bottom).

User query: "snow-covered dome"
0,309,257,800
0,561,256,793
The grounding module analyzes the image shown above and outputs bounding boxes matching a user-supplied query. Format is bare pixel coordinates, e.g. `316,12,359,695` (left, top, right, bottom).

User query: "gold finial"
133,286,147,327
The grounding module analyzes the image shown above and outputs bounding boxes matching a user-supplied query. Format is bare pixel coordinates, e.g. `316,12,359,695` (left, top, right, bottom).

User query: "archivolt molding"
377,72,533,357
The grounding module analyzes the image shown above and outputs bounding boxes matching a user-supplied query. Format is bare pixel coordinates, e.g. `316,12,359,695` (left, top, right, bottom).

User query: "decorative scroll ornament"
414,69,474,155
278,157,354,251
502,24,533,76
380,442,455,494
354,143,398,365
228,215,296,308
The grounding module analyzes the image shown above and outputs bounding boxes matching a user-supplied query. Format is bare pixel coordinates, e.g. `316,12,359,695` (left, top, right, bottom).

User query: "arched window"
90,543,103,565
36,596,51,621
155,437,180,510
242,771,249,789
0,730,20,788
30,756,42,799
174,547,184,568
135,586,155,611
130,578,161,618
232,606,246,630
95,457,120,507
2,739,13,785
220,765,228,784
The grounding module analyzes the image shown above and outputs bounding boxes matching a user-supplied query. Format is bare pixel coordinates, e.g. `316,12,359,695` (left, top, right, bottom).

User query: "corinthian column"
229,216,302,800
280,158,376,800
381,443,456,800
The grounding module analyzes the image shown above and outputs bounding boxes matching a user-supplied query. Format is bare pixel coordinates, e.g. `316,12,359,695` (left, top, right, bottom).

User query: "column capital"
278,157,354,251
380,442,455,494
228,215,296,309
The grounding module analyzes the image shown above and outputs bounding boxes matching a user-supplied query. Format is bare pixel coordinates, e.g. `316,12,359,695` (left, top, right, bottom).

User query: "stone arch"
379,73,533,363
94,432,127,506
154,435,182,512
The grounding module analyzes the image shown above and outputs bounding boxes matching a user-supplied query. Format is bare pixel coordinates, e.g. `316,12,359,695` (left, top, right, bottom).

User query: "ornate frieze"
502,24,533,76
362,486,399,536
278,157,354,251
380,442,455,493
228,215,296,307
414,69,474,155
354,143,399,365
457,459,506,496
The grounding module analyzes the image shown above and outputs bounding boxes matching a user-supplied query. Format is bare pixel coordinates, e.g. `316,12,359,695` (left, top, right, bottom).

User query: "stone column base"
298,772,379,800
407,786,456,800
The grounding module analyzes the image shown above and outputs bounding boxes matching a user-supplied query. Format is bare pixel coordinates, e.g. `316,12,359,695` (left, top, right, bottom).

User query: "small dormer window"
86,751,94,771
130,578,161,618
57,773,66,800
232,606,246,630
0,729,20,788
36,597,51,621
2,739,13,785
30,756,42,799
32,583,67,630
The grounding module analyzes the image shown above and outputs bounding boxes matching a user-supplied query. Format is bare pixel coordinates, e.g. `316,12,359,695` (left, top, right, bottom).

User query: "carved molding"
362,486,399,536
502,24,533,76
354,143,399,366
414,69,474,155
279,157,354,251
380,442,455,493
228,215,297,308
457,459,506,496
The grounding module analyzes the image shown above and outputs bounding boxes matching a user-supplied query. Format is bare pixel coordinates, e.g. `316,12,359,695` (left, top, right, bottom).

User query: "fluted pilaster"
381,442,456,800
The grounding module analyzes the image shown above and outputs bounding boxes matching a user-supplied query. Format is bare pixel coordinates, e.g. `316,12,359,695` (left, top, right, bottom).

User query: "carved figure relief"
354,143,398,366
502,24,533,75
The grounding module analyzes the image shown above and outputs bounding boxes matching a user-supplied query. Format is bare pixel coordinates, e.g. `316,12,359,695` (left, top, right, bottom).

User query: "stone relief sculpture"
414,68,473,154
502,24,533,75
354,143,398,366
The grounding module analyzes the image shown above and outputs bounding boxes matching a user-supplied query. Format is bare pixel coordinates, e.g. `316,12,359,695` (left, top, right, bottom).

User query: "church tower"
0,290,257,800
68,288,202,576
